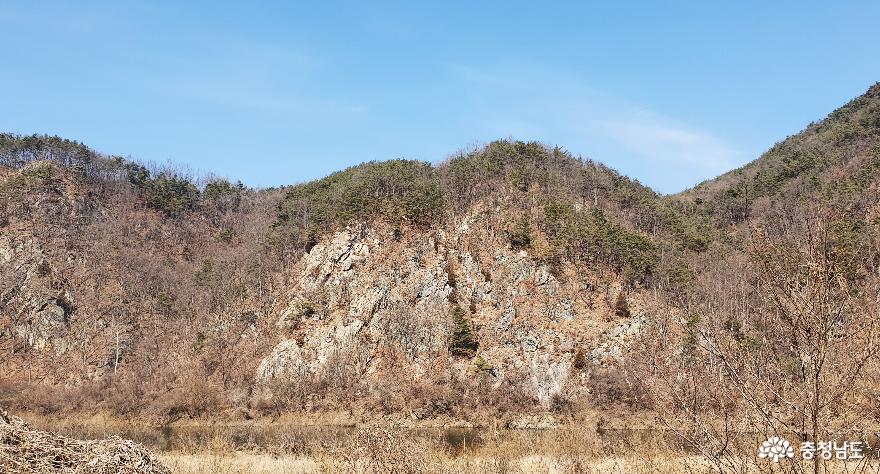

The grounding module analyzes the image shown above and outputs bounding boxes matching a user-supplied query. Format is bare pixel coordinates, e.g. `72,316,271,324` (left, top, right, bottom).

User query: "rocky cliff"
257,217,651,407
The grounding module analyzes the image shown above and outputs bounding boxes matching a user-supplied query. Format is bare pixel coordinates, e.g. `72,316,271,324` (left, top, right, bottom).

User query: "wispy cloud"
443,61,745,191
592,114,741,171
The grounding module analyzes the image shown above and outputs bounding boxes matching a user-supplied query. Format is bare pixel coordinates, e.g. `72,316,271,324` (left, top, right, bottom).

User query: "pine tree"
449,305,478,357
472,355,494,373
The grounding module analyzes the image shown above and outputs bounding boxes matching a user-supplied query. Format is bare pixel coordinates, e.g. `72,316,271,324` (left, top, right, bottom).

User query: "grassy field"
153,424,710,474
22,414,880,473
26,414,708,473
157,450,880,474
158,452,711,474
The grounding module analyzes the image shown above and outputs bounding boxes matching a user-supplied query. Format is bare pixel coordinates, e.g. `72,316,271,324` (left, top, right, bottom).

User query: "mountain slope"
2,82,879,424
679,82,880,228
0,135,668,422
274,140,707,284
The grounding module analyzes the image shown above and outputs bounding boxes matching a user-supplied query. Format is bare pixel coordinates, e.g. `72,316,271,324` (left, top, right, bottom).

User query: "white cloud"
443,62,745,190
593,116,741,172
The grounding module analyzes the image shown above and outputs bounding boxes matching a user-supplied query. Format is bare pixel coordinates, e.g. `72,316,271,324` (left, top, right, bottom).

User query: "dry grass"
161,452,880,474
155,424,713,474
12,413,880,474
159,453,317,474
160,451,713,474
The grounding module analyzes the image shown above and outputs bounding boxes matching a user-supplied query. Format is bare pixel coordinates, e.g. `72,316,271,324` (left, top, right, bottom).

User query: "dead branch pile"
0,407,170,474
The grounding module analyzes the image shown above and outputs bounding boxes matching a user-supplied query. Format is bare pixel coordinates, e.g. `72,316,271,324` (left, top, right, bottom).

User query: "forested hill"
0,132,698,419
272,140,719,288
3,81,878,284
1,82,878,423
0,134,702,286
677,82,880,230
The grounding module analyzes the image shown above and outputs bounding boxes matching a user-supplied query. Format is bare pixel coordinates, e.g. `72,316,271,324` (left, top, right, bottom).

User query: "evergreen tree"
449,305,478,357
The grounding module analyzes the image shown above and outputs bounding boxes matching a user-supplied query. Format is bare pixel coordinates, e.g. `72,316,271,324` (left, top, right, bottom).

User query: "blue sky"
1,1,878,194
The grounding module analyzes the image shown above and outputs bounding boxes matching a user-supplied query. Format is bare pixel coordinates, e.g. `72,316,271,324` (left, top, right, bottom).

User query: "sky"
1,1,879,194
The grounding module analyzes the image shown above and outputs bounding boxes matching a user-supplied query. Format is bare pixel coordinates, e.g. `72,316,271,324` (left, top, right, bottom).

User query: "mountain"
0,135,670,422
1,82,879,425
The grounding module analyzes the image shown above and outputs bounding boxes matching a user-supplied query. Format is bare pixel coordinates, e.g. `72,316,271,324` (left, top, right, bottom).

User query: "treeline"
1,134,714,287
274,159,444,251
0,134,94,171
273,139,711,284
122,161,245,217
1,135,706,284
0,133,246,217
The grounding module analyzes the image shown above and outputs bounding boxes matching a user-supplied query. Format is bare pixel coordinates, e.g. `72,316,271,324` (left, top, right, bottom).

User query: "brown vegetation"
0,407,169,473
0,83,879,472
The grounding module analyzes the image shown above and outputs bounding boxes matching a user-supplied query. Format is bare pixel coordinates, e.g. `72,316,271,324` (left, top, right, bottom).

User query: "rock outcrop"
258,218,651,406
0,235,70,354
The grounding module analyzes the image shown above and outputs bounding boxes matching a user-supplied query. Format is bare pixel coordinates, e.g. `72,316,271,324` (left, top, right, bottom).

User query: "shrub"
218,227,235,243
274,159,445,250
203,178,243,213
20,162,57,182
125,162,150,188
471,355,494,373
143,172,199,216
508,215,532,250
613,292,631,318
102,371,148,416
152,376,222,421
587,366,650,409
662,260,695,294
122,163,201,216
572,347,588,371
543,202,657,282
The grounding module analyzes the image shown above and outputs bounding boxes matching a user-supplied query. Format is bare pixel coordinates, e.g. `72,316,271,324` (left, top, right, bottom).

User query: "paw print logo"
758,437,794,462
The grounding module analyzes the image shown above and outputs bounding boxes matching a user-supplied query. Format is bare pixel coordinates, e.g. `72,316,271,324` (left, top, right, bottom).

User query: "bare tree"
640,211,880,473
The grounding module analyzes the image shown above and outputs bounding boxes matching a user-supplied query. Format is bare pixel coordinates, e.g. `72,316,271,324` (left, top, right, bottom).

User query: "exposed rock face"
23,301,69,352
256,339,304,383
0,235,70,354
257,219,653,406
527,353,572,404
590,314,647,364
299,229,372,292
